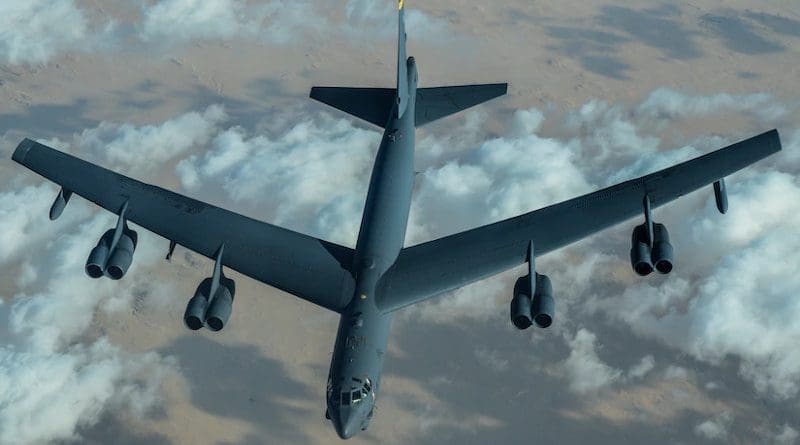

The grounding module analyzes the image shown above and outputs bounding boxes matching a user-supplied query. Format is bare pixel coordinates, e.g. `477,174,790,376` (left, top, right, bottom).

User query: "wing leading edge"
13,139,356,313
377,129,782,313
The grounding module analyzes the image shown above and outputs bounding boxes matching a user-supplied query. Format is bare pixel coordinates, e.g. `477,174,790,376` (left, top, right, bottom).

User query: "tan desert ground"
1,1,799,444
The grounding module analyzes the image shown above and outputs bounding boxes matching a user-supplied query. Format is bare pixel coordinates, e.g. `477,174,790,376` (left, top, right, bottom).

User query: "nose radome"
334,411,361,440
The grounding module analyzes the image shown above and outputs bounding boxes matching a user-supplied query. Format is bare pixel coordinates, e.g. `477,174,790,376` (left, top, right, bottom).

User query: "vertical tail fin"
396,0,408,117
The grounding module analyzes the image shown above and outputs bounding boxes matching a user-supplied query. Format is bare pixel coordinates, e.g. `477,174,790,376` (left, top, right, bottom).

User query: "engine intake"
206,278,236,332
630,224,653,276
532,274,554,328
86,230,114,279
184,278,212,330
651,223,673,274
107,229,138,280
510,277,532,330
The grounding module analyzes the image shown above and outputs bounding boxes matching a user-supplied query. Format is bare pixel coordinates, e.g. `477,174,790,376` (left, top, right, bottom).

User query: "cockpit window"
352,390,362,403
341,391,351,406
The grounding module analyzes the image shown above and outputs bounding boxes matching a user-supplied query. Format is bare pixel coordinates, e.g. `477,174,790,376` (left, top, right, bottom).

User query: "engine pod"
510,276,533,330
85,229,114,279
205,277,236,332
106,229,138,280
630,224,653,276
532,274,554,328
184,278,212,330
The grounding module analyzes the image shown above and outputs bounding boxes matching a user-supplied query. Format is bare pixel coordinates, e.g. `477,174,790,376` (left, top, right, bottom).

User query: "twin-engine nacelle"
630,223,673,276
184,276,236,332
510,273,555,330
85,227,138,280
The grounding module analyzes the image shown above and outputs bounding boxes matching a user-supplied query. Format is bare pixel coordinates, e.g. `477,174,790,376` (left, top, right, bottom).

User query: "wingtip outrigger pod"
49,187,72,220
713,178,728,214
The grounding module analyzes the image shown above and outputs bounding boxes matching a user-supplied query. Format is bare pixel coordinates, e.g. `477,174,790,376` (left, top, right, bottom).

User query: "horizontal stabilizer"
415,83,507,126
310,87,397,128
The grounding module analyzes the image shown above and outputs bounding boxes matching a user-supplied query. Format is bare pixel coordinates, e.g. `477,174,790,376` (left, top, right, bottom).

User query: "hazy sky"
1,1,799,444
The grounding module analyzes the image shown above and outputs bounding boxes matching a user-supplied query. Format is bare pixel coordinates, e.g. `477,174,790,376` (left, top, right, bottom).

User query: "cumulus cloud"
0,1,114,65
637,88,787,123
562,329,622,393
0,339,172,445
139,0,324,45
344,0,452,41
589,172,800,398
627,354,655,379
694,411,734,441
772,425,799,445
71,105,228,176
175,112,379,245
0,114,196,442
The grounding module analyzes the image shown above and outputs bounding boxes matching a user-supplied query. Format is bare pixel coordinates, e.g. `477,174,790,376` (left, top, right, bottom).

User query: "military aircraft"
12,0,781,440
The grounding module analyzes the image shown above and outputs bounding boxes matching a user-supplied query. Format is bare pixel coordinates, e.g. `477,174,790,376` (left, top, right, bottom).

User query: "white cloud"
562,329,622,393
73,105,228,177
139,0,324,45
0,339,173,445
694,411,734,441
175,112,379,245
344,0,452,41
0,123,186,442
627,355,655,379
590,172,800,398
474,347,510,373
773,425,799,445
663,365,690,380
637,88,787,123
0,1,114,65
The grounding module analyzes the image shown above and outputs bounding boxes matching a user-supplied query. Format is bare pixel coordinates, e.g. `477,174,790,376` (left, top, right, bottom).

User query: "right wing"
377,130,782,312
13,139,356,313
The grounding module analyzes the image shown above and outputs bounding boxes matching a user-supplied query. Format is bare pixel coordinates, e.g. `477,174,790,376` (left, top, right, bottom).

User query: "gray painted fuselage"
326,58,418,439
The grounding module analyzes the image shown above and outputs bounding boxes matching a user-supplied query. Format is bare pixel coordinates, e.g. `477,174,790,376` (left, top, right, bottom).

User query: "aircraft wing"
12,139,356,313
376,130,782,313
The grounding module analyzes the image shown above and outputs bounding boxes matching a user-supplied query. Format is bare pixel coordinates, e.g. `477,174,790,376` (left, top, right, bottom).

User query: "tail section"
309,87,396,128
396,0,409,118
309,1,507,128
415,83,508,126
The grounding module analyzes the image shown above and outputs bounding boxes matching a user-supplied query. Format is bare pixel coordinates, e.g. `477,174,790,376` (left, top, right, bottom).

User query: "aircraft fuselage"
326,58,418,439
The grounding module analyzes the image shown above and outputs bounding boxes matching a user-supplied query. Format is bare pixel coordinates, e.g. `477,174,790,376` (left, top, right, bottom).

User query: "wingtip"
12,138,35,164
764,128,782,153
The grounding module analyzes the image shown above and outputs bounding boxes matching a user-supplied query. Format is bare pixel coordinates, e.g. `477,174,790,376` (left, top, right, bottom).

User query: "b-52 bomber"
13,0,781,440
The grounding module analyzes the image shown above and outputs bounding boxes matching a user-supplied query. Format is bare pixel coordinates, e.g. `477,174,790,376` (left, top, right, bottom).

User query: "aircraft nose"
333,410,361,440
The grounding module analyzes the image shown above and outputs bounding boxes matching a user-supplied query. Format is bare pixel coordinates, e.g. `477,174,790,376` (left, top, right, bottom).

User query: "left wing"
377,130,782,312
13,139,356,313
